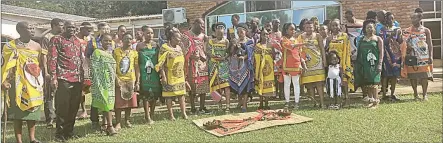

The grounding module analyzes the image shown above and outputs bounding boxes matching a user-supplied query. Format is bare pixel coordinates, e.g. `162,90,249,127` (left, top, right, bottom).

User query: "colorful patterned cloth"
48,35,84,83
327,33,354,90
182,31,210,94
208,39,230,92
155,44,186,97
91,49,116,112
254,43,275,97
229,39,255,95
401,26,433,79
138,42,161,100
298,34,326,84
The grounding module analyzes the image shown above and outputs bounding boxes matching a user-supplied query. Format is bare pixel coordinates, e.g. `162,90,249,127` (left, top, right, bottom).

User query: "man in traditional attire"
182,18,211,114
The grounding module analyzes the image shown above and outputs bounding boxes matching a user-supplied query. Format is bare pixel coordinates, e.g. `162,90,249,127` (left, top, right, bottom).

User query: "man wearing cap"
41,18,64,128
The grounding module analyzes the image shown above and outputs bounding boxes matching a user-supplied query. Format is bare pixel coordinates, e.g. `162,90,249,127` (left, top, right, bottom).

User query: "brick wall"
340,1,419,26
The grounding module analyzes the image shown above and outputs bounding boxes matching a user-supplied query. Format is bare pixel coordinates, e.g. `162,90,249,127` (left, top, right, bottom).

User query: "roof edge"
201,1,230,18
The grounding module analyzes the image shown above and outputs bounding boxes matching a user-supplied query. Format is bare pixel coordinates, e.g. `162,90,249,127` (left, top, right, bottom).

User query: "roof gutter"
1,12,52,21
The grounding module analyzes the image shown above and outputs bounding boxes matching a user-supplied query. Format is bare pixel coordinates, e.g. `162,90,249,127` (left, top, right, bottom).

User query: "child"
326,51,343,109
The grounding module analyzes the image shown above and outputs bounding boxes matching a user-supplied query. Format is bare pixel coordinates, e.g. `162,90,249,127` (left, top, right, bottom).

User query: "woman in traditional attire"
298,20,327,108
255,28,276,110
379,12,404,101
326,19,354,107
155,27,188,120
229,23,255,113
401,13,434,101
208,22,231,112
136,26,160,124
281,23,305,109
2,22,44,143
354,19,384,109
113,33,139,130
90,34,118,135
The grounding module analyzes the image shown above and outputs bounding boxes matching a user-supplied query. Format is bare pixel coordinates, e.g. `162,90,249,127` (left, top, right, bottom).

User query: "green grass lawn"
3,93,442,142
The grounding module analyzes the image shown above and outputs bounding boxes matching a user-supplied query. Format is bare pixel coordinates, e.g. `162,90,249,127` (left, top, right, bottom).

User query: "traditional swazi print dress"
155,44,186,97
380,25,404,78
298,34,326,84
327,33,354,90
91,49,116,112
354,38,381,87
208,38,230,92
229,39,255,95
138,42,161,101
2,40,44,120
182,31,209,95
401,26,433,80
282,37,302,76
113,47,138,109
254,43,275,97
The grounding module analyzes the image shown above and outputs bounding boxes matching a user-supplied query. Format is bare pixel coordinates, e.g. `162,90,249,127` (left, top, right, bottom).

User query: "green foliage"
1,1,167,18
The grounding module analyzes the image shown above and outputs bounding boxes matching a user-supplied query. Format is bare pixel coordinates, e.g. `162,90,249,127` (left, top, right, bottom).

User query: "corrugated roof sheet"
1,4,93,21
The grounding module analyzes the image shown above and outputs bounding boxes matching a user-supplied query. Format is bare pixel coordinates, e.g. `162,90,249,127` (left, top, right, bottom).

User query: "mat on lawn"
192,110,313,137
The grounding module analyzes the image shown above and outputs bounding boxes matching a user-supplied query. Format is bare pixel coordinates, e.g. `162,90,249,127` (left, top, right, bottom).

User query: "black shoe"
30,140,41,143
199,107,211,115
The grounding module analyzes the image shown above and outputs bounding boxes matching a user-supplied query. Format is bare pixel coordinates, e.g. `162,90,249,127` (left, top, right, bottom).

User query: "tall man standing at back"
49,21,85,141
182,18,210,114
40,18,64,128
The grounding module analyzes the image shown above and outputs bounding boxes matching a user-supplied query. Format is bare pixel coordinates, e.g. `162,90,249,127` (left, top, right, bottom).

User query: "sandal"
106,125,117,136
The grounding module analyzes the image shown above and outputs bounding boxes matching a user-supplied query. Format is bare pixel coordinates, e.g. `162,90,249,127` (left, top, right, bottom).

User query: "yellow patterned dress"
298,34,326,84
2,40,45,120
254,43,275,97
155,44,186,97
327,33,354,90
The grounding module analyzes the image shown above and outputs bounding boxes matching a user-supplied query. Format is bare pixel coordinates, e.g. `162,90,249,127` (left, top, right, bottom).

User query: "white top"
327,64,341,79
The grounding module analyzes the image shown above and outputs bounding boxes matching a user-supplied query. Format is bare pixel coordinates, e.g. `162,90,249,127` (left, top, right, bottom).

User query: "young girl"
91,33,117,135
155,26,188,120
113,33,139,130
137,26,161,124
255,28,276,110
229,23,255,113
326,51,343,109
281,23,305,109
208,22,231,112
354,19,384,109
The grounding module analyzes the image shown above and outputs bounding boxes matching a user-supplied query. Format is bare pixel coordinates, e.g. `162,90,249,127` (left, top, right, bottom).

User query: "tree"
1,1,167,18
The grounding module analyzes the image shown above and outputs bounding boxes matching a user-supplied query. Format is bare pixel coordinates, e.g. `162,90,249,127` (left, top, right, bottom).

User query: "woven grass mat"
192,110,313,137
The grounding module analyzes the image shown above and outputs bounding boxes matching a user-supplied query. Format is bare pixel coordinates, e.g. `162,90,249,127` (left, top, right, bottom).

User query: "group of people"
1,7,434,143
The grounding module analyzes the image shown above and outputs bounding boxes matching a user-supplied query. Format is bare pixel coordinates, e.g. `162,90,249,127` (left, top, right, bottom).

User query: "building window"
293,8,325,25
419,1,435,12
246,10,292,29
246,1,291,12
209,1,245,16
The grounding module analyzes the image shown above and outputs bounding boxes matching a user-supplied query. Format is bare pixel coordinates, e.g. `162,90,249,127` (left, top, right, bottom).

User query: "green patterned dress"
138,43,161,101
354,39,381,87
91,49,116,112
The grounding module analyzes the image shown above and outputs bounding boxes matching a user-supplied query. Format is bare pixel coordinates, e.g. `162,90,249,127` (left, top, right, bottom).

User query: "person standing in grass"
229,23,255,113
326,19,353,107
90,33,118,136
2,22,44,143
208,22,231,112
354,19,384,109
281,23,305,109
155,26,188,120
255,27,276,110
113,33,140,130
137,25,161,124
298,20,327,108
379,12,404,101
401,12,434,101
270,19,284,100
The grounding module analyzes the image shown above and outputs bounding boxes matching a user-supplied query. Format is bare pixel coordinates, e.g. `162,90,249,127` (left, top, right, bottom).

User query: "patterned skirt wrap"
229,40,254,95
381,28,404,78
298,36,326,84
401,27,433,80
91,50,116,112
328,33,354,90
155,44,186,97
139,47,161,101
115,80,138,109
354,40,381,87
254,43,275,97
208,39,230,92
2,41,44,120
